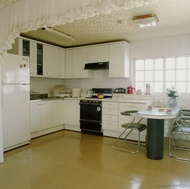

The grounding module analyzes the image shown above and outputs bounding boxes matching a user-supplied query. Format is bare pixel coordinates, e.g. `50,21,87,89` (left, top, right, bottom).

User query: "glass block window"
134,56,190,93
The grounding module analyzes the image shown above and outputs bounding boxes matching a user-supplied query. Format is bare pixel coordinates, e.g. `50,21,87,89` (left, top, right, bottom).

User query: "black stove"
79,88,113,136
91,88,113,99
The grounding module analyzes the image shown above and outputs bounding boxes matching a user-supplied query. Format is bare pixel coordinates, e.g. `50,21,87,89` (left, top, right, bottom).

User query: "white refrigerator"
2,54,30,151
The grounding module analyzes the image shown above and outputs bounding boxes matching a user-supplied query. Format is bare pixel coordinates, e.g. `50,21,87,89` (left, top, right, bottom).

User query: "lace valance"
0,0,157,60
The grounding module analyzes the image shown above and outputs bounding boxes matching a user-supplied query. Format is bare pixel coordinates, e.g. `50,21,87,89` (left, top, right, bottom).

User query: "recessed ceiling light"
133,14,159,28
42,27,76,41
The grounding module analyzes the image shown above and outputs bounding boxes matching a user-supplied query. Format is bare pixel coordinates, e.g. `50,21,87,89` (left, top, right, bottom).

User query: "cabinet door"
64,100,80,126
109,42,129,78
41,101,53,130
30,103,42,132
43,45,60,77
52,100,64,126
36,43,43,75
72,47,93,78
16,38,36,75
88,44,109,62
65,49,73,78
59,49,66,78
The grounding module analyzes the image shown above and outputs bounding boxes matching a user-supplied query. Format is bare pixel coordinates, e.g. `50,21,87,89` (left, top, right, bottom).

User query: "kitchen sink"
30,93,48,100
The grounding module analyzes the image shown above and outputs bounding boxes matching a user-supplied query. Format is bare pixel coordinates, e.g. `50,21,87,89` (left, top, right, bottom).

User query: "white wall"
130,35,190,57
130,34,190,109
0,63,4,163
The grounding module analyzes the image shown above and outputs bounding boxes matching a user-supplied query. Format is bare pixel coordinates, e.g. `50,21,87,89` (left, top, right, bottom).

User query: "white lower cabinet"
64,99,80,131
30,99,64,138
52,100,64,126
102,102,119,134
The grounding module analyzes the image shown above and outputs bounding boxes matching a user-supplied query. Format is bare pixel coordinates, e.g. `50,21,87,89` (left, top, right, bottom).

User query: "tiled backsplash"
30,70,132,94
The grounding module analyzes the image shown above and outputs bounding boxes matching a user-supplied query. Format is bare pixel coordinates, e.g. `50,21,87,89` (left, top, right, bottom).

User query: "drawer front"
103,115,118,122
103,108,118,115
103,102,118,109
102,121,118,131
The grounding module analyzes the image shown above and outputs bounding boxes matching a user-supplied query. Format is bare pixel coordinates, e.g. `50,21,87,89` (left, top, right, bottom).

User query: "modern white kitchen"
1,0,190,188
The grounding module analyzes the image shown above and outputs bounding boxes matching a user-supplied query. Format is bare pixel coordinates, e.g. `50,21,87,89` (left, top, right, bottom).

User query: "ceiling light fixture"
133,14,159,28
42,27,76,41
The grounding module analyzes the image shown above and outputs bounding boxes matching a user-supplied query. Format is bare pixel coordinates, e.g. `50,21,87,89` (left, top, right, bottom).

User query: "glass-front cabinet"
22,39,30,56
36,43,43,75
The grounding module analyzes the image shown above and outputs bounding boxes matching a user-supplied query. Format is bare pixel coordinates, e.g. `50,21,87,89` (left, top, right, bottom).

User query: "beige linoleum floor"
0,130,190,189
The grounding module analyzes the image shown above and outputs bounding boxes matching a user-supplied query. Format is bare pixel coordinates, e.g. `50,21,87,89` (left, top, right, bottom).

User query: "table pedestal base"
147,119,164,160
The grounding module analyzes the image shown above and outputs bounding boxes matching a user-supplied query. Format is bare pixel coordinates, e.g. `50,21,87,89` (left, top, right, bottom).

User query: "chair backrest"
174,109,190,141
120,110,143,124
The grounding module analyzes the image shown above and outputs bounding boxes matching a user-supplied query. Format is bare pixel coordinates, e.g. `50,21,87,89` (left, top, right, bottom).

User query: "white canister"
71,88,81,98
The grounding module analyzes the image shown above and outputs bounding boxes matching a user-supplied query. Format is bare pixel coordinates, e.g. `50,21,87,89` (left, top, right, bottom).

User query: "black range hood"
84,62,109,70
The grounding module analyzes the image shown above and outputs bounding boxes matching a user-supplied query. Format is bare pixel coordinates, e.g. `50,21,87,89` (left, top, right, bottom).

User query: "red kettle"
127,86,135,94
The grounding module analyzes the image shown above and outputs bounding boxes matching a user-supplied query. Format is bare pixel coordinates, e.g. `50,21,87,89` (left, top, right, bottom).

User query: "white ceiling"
21,0,190,48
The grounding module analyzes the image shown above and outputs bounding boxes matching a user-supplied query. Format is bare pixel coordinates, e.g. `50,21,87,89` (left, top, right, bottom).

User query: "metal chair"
169,109,190,161
113,110,147,153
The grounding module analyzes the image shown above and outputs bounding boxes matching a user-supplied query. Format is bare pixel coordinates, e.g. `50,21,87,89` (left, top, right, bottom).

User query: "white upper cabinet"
65,47,93,78
43,44,60,77
8,37,37,75
87,44,109,62
109,41,129,78
65,49,73,78
8,37,66,78
59,48,66,78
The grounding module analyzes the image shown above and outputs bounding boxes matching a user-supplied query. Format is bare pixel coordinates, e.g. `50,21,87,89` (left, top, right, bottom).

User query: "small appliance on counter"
127,86,136,94
71,88,81,98
50,85,71,98
114,88,126,93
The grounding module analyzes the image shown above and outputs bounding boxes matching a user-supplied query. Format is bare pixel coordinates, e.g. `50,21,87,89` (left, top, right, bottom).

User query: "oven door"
80,102,102,135
80,103,101,121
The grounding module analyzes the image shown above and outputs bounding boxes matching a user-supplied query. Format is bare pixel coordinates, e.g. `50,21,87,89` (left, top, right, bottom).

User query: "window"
134,56,190,93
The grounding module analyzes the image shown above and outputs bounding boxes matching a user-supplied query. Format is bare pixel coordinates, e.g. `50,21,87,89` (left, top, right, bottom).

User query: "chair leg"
169,132,190,162
113,129,142,154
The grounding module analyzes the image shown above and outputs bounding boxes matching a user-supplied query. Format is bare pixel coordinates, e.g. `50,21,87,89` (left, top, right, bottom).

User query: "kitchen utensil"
127,86,135,94
86,89,93,98
136,88,142,95
97,93,104,99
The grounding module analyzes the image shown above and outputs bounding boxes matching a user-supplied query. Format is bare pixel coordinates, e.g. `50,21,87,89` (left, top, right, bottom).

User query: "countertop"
30,97,64,102
30,94,153,104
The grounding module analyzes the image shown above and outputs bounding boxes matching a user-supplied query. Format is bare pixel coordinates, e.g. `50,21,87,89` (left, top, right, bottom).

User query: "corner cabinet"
64,99,80,131
109,41,129,78
65,47,93,78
